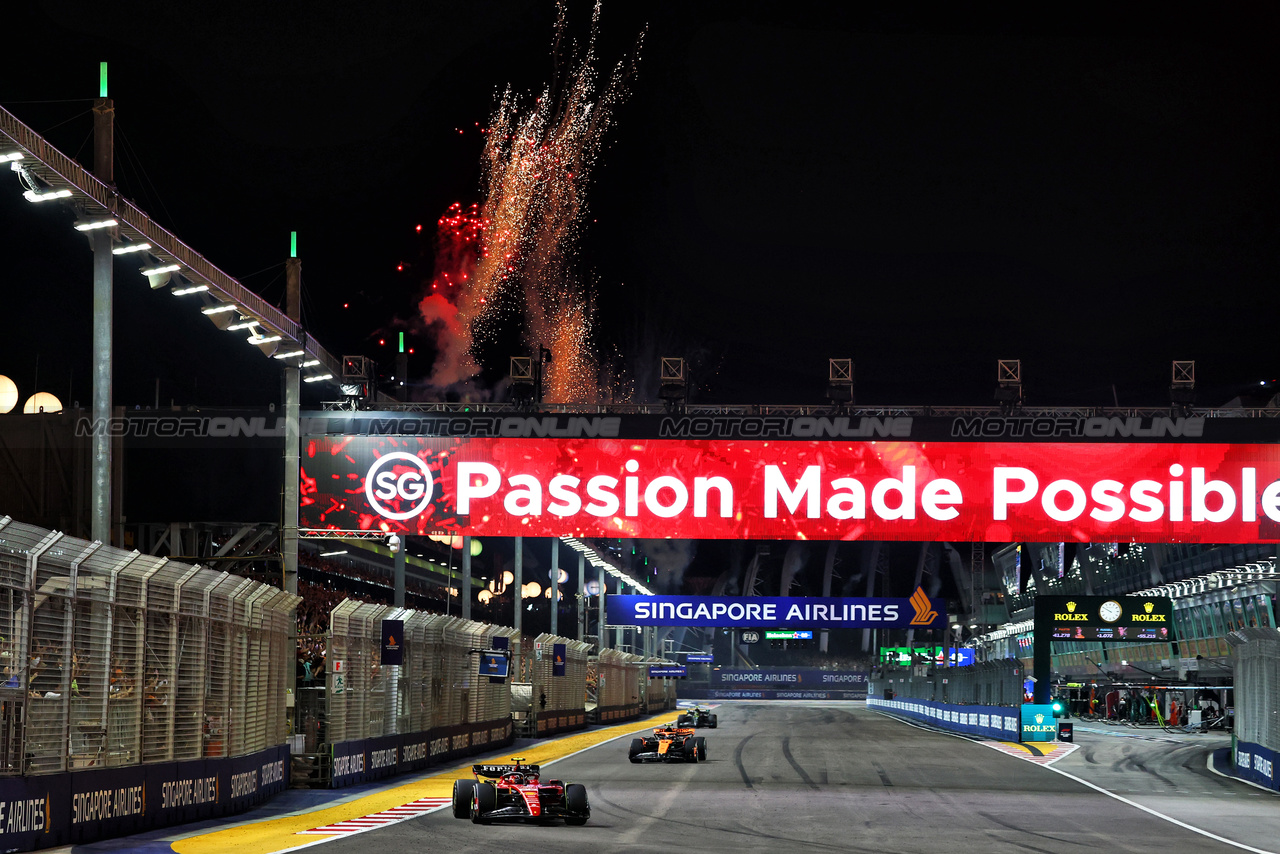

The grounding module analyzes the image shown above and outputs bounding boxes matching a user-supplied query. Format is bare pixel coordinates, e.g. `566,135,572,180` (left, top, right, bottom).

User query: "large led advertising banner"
298,435,1280,543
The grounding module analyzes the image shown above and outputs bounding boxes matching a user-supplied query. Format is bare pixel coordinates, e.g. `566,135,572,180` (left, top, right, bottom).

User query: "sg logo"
365,452,434,520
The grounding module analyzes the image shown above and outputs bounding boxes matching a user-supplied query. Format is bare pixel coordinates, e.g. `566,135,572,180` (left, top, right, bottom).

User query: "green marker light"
100,62,108,98
398,331,404,353
290,231,297,258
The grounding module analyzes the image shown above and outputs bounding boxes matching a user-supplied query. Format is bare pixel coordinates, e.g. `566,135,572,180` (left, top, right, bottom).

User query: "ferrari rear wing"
473,762,541,778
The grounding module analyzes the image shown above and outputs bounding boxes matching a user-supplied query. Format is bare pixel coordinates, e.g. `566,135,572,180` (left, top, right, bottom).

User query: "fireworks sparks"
418,0,644,401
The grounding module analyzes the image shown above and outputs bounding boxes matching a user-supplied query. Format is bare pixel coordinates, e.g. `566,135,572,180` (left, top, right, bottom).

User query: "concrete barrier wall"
868,697,1020,741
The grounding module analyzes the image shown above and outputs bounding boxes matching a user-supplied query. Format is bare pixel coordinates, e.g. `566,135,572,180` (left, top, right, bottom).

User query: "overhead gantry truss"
0,103,342,386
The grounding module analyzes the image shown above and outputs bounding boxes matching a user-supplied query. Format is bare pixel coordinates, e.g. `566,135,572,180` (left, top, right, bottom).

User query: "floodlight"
248,333,282,344
201,304,237,315
171,283,209,296
303,374,333,383
113,241,151,255
140,263,180,276
74,217,118,231
0,152,24,163
301,359,320,367
226,320,259,331
273,349,306,359
24,188,72,203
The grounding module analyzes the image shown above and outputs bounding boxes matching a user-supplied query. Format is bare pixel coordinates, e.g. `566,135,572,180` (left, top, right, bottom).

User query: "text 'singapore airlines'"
298,437,1280,543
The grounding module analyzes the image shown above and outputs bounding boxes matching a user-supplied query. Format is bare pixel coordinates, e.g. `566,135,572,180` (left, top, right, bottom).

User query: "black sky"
2,1,1278,411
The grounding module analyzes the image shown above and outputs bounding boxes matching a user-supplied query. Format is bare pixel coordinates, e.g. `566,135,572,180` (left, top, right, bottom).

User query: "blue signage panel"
609,590,945,628
649,665,687,678
1020,704,1058,742
552,643,566,677
478,652,509,679
686,653,714,663
713,669,867,687
381,619,404,666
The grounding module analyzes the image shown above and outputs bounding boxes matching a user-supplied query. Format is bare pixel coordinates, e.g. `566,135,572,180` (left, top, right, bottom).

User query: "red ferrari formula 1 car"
450,757,590,825
628,722,707,763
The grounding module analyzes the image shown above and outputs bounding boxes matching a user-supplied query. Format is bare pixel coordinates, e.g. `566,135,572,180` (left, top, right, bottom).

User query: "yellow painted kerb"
172,711,676,854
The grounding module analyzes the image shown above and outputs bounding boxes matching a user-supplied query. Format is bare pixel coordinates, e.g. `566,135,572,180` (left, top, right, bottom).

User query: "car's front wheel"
471,783,496,824
628,737,644,763
564,783,589,826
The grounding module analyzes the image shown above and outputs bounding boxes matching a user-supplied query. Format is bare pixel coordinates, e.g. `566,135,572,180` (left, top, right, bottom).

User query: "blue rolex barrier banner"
1233,739,1279,792
608,589,944,628
553,643,566,676
381,619,404,666
713,669,868,687
867,697,1020,740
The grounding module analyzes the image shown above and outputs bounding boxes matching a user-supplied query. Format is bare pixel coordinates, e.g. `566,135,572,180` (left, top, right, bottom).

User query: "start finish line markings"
297,797,451,835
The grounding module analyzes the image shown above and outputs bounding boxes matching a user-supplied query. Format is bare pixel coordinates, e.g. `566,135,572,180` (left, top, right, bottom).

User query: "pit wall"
1232,739,1278,792
0,743,288,853
867,697,1020,741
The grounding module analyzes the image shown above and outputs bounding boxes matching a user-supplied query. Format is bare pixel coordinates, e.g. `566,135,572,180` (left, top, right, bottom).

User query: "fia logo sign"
741,630,760,644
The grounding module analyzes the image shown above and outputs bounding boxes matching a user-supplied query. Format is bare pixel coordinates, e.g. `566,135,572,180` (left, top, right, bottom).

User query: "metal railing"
0,515,298,774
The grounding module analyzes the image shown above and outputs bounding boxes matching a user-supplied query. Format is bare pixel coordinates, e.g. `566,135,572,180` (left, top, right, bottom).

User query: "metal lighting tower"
282,234,300,595
90,64,113,544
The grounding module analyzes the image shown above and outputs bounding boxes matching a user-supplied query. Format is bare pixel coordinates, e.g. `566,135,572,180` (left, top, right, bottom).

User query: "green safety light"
1051,699,1065,718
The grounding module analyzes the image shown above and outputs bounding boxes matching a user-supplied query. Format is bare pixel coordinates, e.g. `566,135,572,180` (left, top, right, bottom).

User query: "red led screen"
299,436,1280,543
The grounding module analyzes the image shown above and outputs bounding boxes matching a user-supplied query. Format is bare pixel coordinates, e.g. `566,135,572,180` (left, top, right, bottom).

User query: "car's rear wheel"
452,779,475,819
695,737,707,761
564,783,589,825
471,782,496,824
684,740,699,762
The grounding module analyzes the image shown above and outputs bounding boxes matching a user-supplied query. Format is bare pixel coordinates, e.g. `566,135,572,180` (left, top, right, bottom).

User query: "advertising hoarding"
1036,595,1175,643
299,434,1280,543
607,590,944,629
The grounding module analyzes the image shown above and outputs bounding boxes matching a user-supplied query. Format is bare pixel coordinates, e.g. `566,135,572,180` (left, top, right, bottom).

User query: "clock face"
1099,600,1123,623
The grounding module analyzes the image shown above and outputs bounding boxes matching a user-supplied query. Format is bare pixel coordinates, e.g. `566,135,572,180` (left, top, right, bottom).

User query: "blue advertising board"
381,619,404,666
649,665,687,678
608,590,944,629
713,669,867,688
686,653,714,663
1020,704,1058,742
553,643,566,677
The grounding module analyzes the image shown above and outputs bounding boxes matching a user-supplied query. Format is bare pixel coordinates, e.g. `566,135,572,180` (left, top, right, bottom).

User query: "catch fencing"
325,601,518,742
1227,627,1280,791
870,660,1024,707
0,515,297,776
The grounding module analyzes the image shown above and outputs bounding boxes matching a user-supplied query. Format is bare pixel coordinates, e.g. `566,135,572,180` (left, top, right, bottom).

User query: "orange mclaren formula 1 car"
450,757,590,825
628,722,708,763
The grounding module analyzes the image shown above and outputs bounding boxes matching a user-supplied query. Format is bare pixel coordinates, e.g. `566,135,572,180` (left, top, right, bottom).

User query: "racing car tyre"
709,714,718,728
629,738,644,763
695,737,707,761
452,779,475,819
677,715,690,726
684,740,699,762
563,783,590,825
471,782,496,824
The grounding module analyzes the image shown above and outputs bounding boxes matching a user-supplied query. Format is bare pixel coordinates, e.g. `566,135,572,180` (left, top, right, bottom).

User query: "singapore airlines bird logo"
909,587,938,626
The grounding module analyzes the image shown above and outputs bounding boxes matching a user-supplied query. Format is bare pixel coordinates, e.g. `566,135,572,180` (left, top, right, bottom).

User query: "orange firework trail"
424,1,643,401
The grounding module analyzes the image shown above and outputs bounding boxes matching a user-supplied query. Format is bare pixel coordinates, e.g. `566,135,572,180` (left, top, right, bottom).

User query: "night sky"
2,1,1278,412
